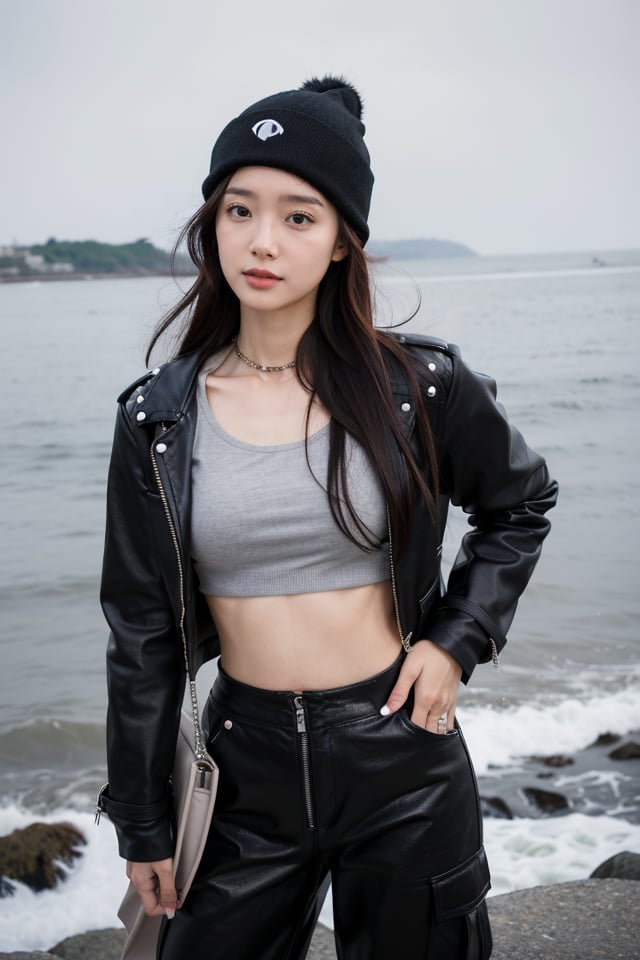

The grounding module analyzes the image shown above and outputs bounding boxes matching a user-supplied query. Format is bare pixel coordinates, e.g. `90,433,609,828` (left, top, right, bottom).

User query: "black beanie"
201,76,374,244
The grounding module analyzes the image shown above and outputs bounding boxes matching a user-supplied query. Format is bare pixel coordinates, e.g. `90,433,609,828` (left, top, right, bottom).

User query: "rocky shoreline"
0,270,194,284
1,874,638,959
478,731,640,823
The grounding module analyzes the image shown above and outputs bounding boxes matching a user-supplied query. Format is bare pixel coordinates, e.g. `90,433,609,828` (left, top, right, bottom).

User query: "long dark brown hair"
147,178,439,555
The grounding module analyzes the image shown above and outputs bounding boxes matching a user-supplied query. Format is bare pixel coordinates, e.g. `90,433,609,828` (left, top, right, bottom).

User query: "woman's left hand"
381,640,462,732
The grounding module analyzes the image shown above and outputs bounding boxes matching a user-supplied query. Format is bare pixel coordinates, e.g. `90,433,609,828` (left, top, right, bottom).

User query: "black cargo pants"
159,653,492,960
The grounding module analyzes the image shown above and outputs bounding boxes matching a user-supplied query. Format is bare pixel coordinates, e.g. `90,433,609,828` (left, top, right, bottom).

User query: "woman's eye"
229,204,251,218
288,212,313,226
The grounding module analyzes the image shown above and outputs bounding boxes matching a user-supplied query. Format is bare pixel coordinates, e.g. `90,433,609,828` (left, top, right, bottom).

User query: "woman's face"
215,166,346,321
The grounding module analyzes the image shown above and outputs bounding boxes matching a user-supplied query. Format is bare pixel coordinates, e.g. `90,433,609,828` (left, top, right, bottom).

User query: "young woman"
98,77,558,960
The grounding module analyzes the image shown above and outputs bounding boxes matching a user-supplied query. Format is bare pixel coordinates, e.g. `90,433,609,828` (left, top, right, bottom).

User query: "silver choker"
233,338,296,373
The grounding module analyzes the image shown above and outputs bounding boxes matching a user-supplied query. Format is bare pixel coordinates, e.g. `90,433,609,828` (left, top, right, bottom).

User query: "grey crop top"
190,359,390,597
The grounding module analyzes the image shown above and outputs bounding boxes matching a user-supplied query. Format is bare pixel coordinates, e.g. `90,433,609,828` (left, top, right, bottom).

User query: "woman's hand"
381,640,462,732
126,858,179,918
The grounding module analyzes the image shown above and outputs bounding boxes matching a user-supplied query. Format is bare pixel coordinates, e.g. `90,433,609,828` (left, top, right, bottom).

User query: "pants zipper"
293,696,315,829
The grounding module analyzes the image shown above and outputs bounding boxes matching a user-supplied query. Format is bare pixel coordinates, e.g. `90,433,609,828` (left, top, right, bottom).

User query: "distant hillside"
367,238,476,259
0,238,193,278
33,238,173,273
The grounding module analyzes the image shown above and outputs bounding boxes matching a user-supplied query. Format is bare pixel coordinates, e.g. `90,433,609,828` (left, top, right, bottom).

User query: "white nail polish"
165,908,175,920
380,705,391,716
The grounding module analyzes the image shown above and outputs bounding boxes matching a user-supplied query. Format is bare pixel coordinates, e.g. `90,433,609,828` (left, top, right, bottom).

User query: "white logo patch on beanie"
252,119,285,141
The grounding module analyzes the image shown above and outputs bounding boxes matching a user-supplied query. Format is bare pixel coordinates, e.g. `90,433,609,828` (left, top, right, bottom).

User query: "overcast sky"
1,0,638,255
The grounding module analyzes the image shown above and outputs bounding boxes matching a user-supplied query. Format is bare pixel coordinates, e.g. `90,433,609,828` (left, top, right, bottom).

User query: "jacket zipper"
386,505,413,652
293,696,315,829
387,506,500,669
489,638,500,668
150,426,206,760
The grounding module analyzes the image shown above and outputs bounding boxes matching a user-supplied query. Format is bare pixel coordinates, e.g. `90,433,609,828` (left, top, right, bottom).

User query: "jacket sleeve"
99,400,184,861
426,353,558,682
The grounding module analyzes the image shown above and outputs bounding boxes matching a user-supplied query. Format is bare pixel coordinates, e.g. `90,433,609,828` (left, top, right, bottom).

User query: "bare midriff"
204,580,401,691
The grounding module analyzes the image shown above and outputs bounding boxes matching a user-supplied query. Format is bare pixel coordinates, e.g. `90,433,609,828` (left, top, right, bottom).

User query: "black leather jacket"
99,332,558,860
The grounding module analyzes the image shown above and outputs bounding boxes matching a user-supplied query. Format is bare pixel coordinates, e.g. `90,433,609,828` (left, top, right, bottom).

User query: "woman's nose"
249,219,278,259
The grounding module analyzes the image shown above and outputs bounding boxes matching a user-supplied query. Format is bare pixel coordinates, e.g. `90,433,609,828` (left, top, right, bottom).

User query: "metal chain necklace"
233,338,296,373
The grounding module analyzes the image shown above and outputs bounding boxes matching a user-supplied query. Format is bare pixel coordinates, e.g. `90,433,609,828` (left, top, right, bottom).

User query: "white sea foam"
1,799,639,949
458,681,640,776
482,813,640,894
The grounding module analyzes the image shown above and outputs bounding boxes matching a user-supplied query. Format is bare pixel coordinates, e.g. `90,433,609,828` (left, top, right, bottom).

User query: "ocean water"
1,249,639,949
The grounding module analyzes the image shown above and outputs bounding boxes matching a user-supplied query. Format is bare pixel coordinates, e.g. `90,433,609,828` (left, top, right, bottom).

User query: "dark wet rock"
308,925,337,959
591,731,621,747
0,954,58,959
590,851,640,881
0,876,16,897
522,786,569,813
0,927,334,960
609,740,640,760
49,928,127,960
480,795,513,819
536,754,574,768
536,771,554,779
488,879,640,959
0,822,86,892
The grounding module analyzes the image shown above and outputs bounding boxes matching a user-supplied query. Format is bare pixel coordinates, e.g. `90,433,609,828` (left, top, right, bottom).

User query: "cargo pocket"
428,846,492,959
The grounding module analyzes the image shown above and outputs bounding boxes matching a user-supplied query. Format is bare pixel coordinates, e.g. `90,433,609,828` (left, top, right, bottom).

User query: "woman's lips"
243,269,282,289
245,268,280,278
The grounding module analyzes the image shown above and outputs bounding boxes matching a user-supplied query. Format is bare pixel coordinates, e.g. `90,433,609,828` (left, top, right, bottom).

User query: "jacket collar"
126,344,416,438
124,349,206,427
